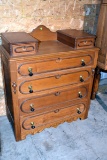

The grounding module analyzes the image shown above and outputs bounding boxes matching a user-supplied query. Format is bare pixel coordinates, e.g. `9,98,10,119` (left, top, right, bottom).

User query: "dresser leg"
91,67,101,100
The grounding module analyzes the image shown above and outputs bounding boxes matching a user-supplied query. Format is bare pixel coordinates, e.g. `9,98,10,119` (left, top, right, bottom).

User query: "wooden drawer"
57,29,95,49
76,38,95,49
21,103,86,132
19,84,89,115
1,32,38,57
12,43,36,56
19,69,91,94
17,54,94,76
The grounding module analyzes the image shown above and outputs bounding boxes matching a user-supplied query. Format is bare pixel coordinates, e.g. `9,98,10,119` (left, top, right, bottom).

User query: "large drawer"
19,84,89,115
21,103,86,132
17,53,94,76
19,69,91,95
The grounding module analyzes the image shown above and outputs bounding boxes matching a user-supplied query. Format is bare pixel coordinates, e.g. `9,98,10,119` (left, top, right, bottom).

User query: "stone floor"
0,79,107,160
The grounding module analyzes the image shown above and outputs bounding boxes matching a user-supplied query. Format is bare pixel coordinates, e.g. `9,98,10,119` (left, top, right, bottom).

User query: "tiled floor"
0,79,107,160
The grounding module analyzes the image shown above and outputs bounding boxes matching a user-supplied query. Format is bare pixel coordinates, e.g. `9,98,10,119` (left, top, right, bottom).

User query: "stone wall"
0,0,101,116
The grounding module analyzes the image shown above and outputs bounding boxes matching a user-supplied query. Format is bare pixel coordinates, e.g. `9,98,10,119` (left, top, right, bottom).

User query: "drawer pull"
78,92,83,98
28,85,33,93
31,122,35,129
28,67,33,76
22,46,27,51
54,109,59,113
55,92,60,96
84,41,87,44
30,104,35,112
15,45,35,53
81,59,86,66
56,58,62,63
55,75,61,79
77,108,81,114
80,76,84,82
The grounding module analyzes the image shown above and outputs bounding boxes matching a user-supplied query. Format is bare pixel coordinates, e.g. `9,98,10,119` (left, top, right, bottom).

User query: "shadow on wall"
83,4,101,35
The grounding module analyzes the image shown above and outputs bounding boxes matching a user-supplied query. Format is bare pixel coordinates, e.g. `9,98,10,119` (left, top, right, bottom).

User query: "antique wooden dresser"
0,25,99,141
91,0,107,99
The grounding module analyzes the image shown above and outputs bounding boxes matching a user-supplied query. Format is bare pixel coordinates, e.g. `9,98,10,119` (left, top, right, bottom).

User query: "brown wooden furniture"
91,0,107,99
1,25,99,141
1,32,38,57
57,29,95,49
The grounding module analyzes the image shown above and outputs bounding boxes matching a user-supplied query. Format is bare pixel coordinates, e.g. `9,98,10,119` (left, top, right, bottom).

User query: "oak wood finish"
17,52,94,76
1,32,38,57
57,29,95,49
91,0,107,99
19,84,89,116
30,25,57,42
1,26,99,141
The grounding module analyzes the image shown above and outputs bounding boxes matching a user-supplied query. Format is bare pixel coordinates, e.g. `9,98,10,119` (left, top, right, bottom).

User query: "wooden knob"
84,41,87,44
55,75,61,79
54,109,59,113
55,92,60,96
22,46,27,51
56,58,62,63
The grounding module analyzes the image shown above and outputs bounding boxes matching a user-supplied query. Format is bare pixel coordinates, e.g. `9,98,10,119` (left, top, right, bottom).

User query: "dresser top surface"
1,32,38,43
38,40,73,54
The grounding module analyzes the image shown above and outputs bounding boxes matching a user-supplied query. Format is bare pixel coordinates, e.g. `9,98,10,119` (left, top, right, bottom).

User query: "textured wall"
0,0,101,32
0,0,101,116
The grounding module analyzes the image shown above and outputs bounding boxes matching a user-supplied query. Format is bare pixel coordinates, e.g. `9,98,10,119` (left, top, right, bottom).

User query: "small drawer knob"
77,108,81,114
55,75,61,79
22,46,27,51
80,76,84,82
28,85,33,93
78,92,83,98
81,59,86,66
28,67,33,76
31,122,35,129
30,104,35,112
55,92,60,96
84,41,87,44
56,58,62,63
54,109,59,113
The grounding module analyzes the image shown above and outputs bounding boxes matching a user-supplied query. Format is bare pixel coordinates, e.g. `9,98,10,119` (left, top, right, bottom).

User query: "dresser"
0,25,99,141
91,0,107,99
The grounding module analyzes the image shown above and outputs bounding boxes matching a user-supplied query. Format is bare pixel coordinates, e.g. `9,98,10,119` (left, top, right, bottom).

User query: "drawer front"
19,70,91,94
18,54,93,76
77,38,94,49
12,43,37,56
21,103,86,131
20,85,89,115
